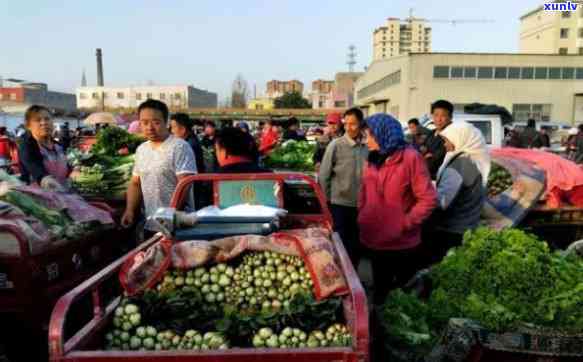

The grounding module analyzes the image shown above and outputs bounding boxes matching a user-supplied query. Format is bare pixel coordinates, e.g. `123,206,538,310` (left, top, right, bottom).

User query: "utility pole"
347,45,357,73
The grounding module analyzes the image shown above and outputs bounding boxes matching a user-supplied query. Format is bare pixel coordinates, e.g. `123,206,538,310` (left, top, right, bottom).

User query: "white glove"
40,176,67,193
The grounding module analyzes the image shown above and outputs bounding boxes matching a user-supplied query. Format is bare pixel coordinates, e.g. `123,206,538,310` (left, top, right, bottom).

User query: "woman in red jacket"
258,120,280,155
358,113,437,304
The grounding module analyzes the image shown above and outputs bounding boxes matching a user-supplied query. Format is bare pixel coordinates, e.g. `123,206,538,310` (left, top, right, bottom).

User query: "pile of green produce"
92,126,144,157
382,228,583,357
0,188,110,239
103,250,349,351
226,251,313,311
487,163,513,197
1,190,69,229
264,140,316,171
70,155,134,199
69,126,142,199
0,190,70,236
105,302,228,351
251,324,351,348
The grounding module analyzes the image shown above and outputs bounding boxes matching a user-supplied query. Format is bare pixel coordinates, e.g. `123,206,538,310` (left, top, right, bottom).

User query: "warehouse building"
354,52,583,124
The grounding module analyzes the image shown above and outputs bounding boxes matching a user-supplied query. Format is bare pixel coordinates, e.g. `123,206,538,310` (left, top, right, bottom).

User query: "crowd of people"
317,100,491,304
5,98,514,305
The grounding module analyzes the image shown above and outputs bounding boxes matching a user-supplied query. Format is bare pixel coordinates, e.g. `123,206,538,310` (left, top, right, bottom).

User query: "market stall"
0,175,125,361
69,126,144,218
483,148,583,248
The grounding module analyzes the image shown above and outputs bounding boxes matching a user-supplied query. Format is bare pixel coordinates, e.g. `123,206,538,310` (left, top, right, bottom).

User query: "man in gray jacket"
319,108,368,266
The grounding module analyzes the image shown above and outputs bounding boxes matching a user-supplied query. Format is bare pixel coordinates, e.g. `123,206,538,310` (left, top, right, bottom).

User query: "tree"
274,91,311,109
231,74,249,108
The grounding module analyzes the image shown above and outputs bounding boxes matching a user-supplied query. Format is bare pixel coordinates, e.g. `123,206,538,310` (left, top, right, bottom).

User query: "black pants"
365,246,422,305
421,228,464,268
330,204,361,268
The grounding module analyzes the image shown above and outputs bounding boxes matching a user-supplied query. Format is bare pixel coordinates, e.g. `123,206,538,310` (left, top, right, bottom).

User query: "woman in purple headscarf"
358,113,437,304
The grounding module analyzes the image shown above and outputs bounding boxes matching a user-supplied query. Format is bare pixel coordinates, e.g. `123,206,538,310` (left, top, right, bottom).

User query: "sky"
1,0,545,101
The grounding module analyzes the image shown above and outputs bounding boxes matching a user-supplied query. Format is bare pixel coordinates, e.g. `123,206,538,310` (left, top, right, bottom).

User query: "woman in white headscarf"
425,121,490,264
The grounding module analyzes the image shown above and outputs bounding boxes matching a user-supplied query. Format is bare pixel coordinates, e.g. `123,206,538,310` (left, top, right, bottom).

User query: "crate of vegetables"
380,228,583,362
48,173,369,362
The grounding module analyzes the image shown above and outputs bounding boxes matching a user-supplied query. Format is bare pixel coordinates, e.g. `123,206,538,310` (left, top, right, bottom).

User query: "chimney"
96,48,104,87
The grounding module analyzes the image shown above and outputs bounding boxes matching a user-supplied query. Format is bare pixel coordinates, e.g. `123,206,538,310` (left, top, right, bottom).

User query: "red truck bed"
0,201,130,361
49,173,370,362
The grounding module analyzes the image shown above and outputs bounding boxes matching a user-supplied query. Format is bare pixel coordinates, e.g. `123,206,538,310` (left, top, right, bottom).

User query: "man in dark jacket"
424,100,453,179
406,118,431,149
201,120,218,172
518,119,544,149
58,122,71,151
282,117,307,142
170,113,205,173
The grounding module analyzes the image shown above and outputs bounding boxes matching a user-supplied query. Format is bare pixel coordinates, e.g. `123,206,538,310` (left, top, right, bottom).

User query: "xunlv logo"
544,1,579,11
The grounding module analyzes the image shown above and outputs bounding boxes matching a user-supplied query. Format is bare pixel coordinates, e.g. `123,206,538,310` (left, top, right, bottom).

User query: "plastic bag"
119,239,172,296
482,154,545,229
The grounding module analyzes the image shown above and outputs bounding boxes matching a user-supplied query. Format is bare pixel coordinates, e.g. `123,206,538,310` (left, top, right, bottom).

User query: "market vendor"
18,105,70,191
121,100,197,231
215,127,270,173
424,121,490,265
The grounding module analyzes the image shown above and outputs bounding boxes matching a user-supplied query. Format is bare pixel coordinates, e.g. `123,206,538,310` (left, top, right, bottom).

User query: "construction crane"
408,8,495,26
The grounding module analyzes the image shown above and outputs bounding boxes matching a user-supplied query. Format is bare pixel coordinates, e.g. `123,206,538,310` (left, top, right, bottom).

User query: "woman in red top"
258,120,280,155
0,127,16,167
358,113,437,304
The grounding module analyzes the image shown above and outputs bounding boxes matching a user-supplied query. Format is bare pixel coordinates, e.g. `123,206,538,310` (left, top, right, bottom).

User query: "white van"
418,112,504,148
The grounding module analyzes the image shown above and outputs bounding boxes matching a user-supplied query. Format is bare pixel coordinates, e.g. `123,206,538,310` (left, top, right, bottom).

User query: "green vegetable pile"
0,187,110,240
106,302,228,351
92,126,144,157
68,127,143,199
0,190,71,236
70,155,134,199
103,250,349,351
1,190,69,229
264,140,316,171
382,228,583,357
226,251,313,311
251,324,351,348
487,163,513,197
